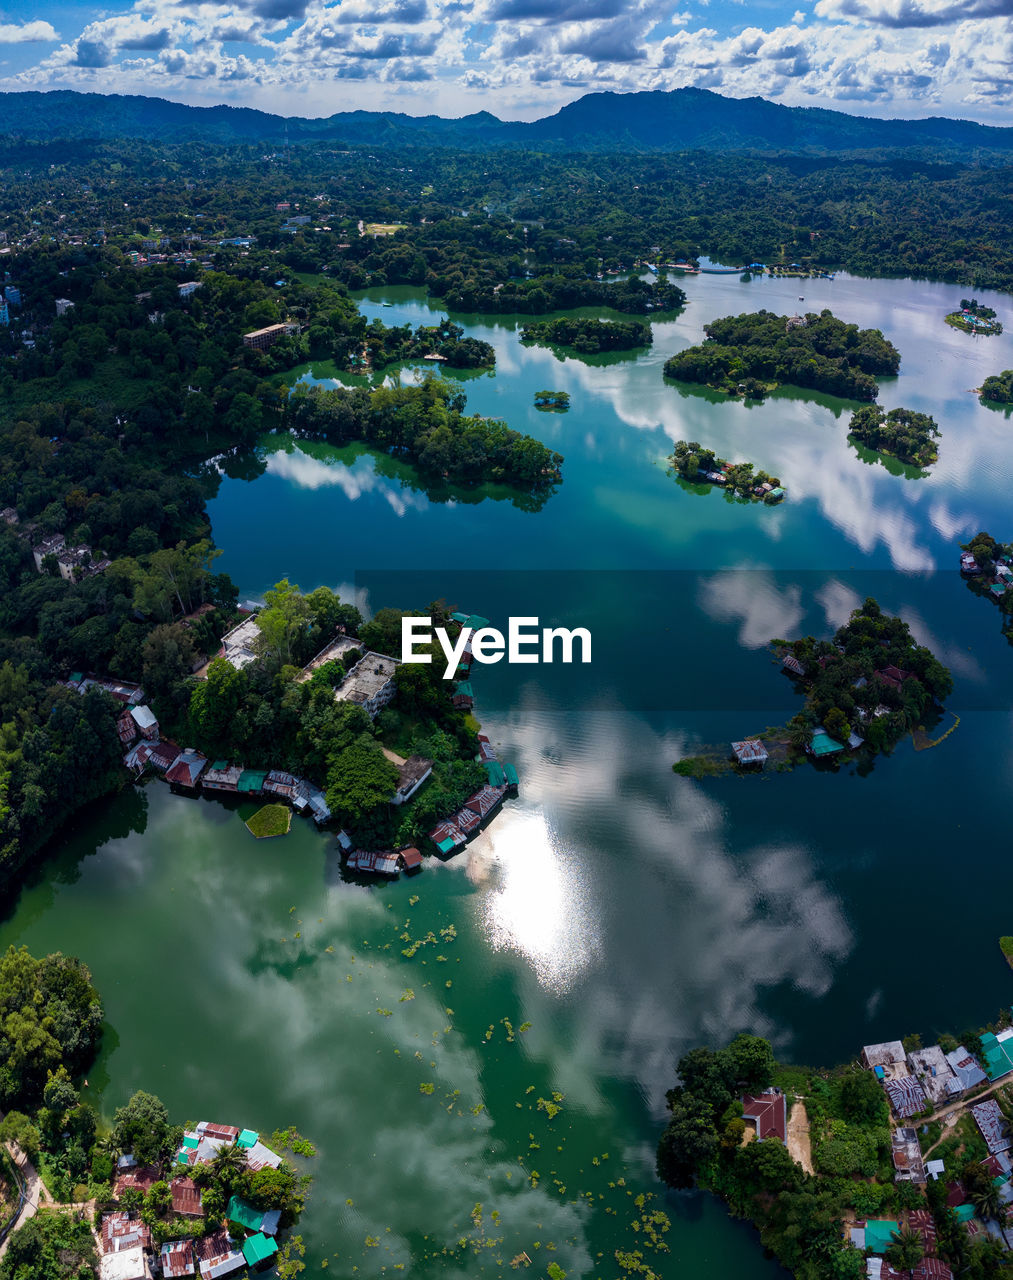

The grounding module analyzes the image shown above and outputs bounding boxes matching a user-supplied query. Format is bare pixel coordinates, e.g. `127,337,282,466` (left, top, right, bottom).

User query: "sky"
0,0,1011,124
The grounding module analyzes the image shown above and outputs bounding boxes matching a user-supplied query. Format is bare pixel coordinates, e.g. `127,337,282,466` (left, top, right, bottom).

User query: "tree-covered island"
663,310,901,402
674,598,953,776
979,370,1013,405
847,405,941,468
520,316,652,355
959,532,1013,625
946,299,1003,336
670,440,785,503
657,1014,1013,1280
0,945,313,1280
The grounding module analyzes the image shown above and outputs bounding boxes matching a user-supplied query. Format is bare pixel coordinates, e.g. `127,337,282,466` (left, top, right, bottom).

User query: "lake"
4,268,1013,1277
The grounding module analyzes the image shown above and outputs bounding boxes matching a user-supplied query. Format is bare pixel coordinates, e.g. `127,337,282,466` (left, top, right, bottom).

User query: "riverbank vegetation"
663,310,900,402
520,316,651,354
847,405,940,467
670,440,784,503
980,370,1013,404
657,1022,1013,1280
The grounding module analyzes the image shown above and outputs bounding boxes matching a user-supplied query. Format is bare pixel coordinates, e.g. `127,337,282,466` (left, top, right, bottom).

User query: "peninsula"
657,1010,1013,1280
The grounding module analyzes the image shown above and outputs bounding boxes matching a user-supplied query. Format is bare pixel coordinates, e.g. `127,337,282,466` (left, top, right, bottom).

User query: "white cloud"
0,20,58,42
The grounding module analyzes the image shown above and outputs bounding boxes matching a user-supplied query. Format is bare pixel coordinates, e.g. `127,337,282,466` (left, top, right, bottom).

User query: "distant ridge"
2,86,1012,154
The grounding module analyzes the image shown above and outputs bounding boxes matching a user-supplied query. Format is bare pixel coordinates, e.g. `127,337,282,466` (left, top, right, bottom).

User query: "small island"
663,309,901,402
979,369,1013,404
534,389,571,410
946,298,1003,336
520,316,652,355
847,405,940,468
670,440,785,503
657,1010,1013,1280
959,532,1013,622
674,598,953,775
245,802,292,838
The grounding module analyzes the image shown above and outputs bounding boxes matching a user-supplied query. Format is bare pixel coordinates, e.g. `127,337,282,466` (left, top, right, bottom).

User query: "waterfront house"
908,1045,962,1105
739,1089,786,1142
961,552,981,575
477,735,497,762
263,769,298,801
203,762,243,793
945,1046,988,1092
117,712,138,746
227,1195,281,1237
147,740,182,772
884,1075,927,1119
464,785,505,820
237,769,267,796
862,1041,908,1078
971,1099,1012,1153
428,818,466,855
782,653,806,677
161,1240,196,1278
242,1234,278,1271
166,750,209,793
731,739,768,767
401,847,423,871
391,755,433,805
808,729,844,757
292,778,331,824
346,849,407,877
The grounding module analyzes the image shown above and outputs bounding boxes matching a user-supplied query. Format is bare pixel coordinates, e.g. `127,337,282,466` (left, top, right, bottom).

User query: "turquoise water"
5,268,1013,1277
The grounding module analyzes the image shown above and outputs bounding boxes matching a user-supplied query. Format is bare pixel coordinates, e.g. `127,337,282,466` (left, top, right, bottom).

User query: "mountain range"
2,86,1012,154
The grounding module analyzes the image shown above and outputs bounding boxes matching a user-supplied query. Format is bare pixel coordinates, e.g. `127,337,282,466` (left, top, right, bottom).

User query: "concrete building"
391,755,433,804
220,616,262,669
242,324,287,351
335,651,400,719
908,1044,962,1105
55,297,74,316
178,281,202,298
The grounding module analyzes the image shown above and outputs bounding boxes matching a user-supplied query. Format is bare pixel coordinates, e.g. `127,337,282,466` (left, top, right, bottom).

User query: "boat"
699,265,745,275
381,301,394,307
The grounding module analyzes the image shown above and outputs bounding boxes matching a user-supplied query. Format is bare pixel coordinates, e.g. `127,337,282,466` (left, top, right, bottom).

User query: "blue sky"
0,0,1011,122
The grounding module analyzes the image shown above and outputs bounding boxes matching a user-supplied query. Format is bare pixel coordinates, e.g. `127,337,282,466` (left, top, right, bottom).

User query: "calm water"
5,270,1013,1278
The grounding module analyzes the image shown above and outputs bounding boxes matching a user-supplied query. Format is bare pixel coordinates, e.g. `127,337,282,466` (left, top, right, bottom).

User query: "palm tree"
971,1178,1003,1226
208,1141,246,1189
884,1226,923,1278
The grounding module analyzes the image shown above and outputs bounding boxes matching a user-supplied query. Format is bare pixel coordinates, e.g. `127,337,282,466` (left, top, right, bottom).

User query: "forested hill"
4,86,1013,155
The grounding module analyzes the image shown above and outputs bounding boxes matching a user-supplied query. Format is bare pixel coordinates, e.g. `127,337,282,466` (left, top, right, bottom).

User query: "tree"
0,1111,41,1162
189,658,245,752
325,737,400,822
656,1096,717,1189
208,1140,247,1189
839,1069,889,1126
0,1212,97,1280
724,1034,775,1093
735,1136,802,1193
970,1178,1003,1226
255,579,311,669
884,1226,923,1277
112,1091,170,1167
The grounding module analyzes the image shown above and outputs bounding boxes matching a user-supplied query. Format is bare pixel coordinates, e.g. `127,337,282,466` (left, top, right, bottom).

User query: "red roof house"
740,1089,787,1142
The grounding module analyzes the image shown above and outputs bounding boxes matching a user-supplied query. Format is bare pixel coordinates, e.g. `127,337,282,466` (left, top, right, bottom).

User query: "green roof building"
503,762,519,787
436,837,457,855
242,1233,279,1268
979,1032,1013,1081
953,1204,976,1223
228,1196,264,1232
238,771,267,793
466,615,490,630
484,760,506,787
237,1129,259,1148
809,729,844,757
450,612,469,625
864,1220,900,1254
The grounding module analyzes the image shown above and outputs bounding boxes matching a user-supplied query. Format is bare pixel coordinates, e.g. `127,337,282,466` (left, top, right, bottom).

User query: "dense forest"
657,1022,1013,1280
520,316,651,354
664,310,901,401
847,405,940,467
